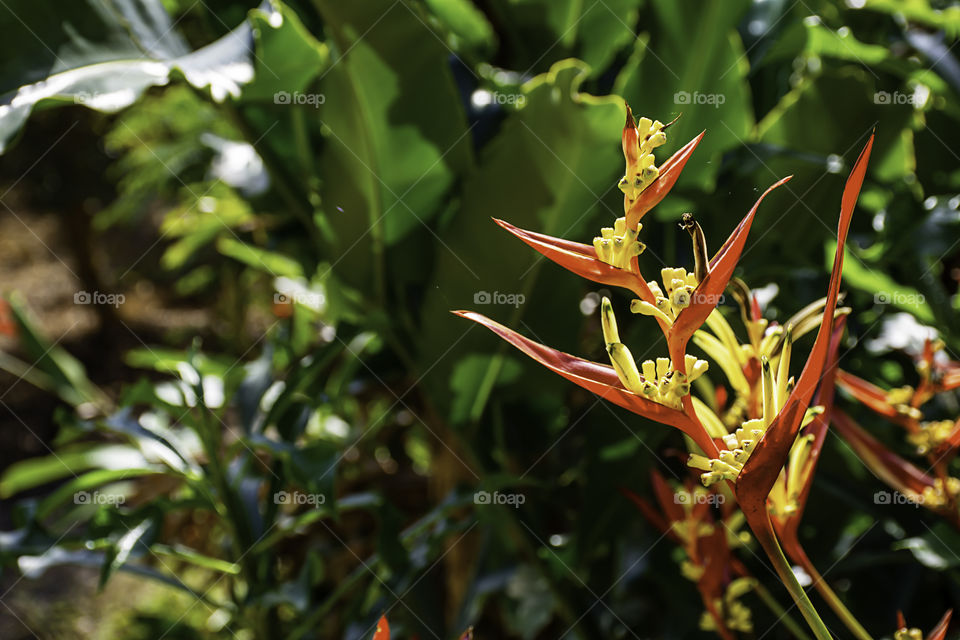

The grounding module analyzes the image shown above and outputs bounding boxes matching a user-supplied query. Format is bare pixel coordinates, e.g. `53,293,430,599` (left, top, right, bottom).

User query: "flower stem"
794,546,874,640
755,526,834,640
753,581,813,640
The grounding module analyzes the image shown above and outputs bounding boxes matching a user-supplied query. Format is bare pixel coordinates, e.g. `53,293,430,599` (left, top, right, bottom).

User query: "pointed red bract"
836,369,912,426
454,310,719,455
774,317,846,571
373,616,390,640
651,470,686,525
928,609,953,640
737,134,873,521
790,316,847,523
626,132,705,226
621,487,671,535
668,176,793,368
492,218,657,304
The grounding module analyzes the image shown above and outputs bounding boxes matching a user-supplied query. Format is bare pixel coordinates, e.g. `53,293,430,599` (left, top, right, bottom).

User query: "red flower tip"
373,615,390,640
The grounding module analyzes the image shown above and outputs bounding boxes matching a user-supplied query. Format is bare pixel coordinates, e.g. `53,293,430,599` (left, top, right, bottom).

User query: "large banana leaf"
0,0,326,153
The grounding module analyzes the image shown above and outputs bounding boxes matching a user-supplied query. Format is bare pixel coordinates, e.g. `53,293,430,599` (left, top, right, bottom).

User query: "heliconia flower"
662,177,791,372
618,103,667,210
492,175,790,375
836,369,919,426
623,473,755,639
913,338,960,402
832,409,960,523
837,339,960,461
896,610,953,640
455,106,874,639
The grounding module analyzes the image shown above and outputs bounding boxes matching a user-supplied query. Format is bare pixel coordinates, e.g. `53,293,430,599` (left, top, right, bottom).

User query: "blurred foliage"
1,0,960,638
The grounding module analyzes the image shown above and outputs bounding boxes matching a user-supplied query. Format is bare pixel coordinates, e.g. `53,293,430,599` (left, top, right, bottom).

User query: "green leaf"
240,1,331,101
314,0,473,280
450,354,522,425
0,445,149,498
418,58,623,416
16,546,220,606
216,236,305,278
614,0,754,190
489,0,643,74
3,294,111,411
0,0,272,153
893,523,960,570
826,240,935,322
100,520,152,589
36,468,161,519
150,544,241,574
422,0,497,54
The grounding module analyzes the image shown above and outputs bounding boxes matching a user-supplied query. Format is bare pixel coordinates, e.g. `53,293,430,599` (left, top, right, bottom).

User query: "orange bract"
373,616,389,640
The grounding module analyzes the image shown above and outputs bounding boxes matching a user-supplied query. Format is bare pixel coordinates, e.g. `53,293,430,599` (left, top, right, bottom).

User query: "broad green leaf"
489,0,644,74
314,0,473,271
857,0,960,39
240,1,331,101
0,0,269,153
422,0,497,54
418,59,624,416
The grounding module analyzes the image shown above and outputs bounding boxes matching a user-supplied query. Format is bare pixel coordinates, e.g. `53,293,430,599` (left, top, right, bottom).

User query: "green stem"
753,581,814,640
755,526,833,640
794,547,873,640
